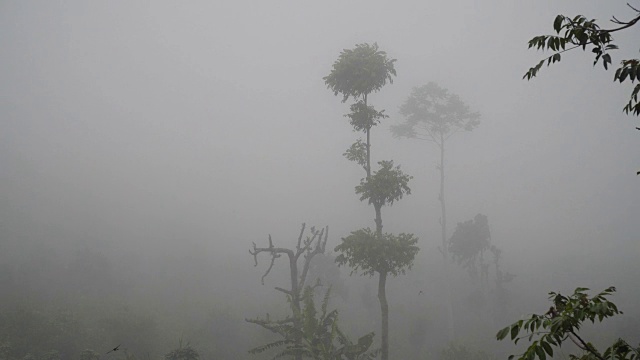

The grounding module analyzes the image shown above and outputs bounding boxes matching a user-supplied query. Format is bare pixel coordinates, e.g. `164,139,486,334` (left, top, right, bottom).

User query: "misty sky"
1,0,638,299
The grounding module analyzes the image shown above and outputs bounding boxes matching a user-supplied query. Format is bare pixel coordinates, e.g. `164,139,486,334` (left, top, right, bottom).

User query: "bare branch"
251,234,295,285
246,316,294,326
607,11,640,31
250,242,259,266
296,223,306,253
298,226,329,290
275,287,293,295
569,331,605,360
261,250,279,285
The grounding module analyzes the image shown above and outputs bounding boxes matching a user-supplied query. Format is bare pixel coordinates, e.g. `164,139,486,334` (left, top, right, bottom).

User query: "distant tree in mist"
448,214,513,320
326,43,419,360
449,214,492,280
392,81,480,340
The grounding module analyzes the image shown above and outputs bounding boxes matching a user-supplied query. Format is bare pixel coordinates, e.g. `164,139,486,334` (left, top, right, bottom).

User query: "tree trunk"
378,271,389,360
438,135,455,341
364,93,371,179
289,254,302,360
374,204,383,235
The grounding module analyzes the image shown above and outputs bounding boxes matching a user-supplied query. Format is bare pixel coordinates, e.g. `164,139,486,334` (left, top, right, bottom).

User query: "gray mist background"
1,0,639,358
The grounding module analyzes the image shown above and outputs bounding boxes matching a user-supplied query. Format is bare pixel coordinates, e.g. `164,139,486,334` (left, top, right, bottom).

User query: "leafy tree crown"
393,82,480,139
355,160,412,208
334,229,419,276
324,43,397,102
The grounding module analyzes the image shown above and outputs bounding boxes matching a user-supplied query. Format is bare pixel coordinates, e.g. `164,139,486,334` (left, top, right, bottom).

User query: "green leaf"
553,15,564,33
497,326,510,340
541,341,553,357
535,345,547,360
620,68,630,82
511,324,519,340
603,54,611,70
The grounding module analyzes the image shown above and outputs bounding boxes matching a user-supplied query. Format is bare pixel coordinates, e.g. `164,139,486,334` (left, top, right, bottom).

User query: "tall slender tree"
391,82,480,341
325,43,419,360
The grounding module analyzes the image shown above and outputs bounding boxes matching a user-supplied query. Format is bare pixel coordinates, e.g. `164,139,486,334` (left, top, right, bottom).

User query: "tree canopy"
335,229,419,277
355,160,412,209
448,214,491,272
392,82,480,142
324,43,397,103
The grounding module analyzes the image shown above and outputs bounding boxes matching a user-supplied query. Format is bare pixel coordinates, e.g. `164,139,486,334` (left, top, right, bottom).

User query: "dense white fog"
1,1,638,359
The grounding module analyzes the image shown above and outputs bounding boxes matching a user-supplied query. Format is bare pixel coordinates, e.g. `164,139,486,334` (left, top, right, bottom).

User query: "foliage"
0,307,82,360
441,343,495,360
334,229,419,277
355,161,412,209
326,42,414,360
496,286,640,360
164,339,200,360
324,43,396,103
249,287,378,360
449,214,491,267
448,214,492,278
392,82,480,141
345,101,388,133
343,140,368,171
523,4,640,116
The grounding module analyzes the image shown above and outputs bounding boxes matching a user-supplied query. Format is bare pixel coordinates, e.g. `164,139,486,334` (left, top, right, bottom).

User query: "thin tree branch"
296,223,306,253
607,12,640,31
298,226,328,290
275,287,293,295
569,331,605,360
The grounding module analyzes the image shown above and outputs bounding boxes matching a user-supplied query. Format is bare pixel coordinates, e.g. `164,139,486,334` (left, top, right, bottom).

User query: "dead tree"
246,223,328,360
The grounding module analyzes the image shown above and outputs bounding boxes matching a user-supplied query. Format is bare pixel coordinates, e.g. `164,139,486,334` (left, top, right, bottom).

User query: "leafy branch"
496,287,640,360
524,4,640,116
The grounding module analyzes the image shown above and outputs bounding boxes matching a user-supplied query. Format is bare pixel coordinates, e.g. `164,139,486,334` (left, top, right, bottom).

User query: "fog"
1,1,639,359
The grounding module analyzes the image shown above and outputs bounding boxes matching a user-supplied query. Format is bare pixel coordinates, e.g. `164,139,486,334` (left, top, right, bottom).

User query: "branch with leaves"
524,3,640,117
496,286,640,360
248,287,378,360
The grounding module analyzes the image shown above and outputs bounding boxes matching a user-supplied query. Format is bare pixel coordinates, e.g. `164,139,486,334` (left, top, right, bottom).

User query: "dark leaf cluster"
344,101,388,133
448,214,491,272
355,160,412,208
343,139,368,171
496,287,639,360
334,229,419,276
324,43,396,102
615,59,640,115
523,6,640,117
249,287,378,360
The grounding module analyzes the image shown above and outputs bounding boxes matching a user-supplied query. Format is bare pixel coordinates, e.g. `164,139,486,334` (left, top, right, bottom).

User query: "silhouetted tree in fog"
392,82,480,340
325,43,419,360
